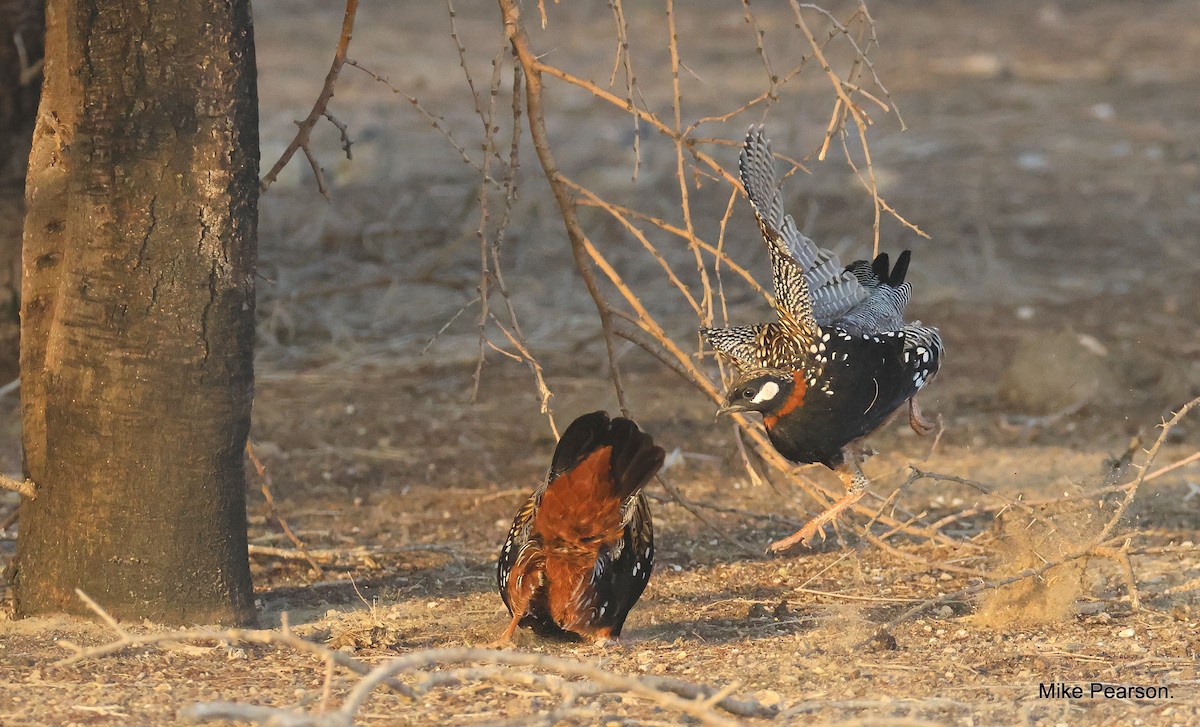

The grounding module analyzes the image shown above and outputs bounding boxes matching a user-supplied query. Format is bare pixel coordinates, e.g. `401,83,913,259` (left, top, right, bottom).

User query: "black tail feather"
859,250,911,288
606,418,666,502
547,411,664,500
888,250,912,287
870,252,890,283
548,411,611,482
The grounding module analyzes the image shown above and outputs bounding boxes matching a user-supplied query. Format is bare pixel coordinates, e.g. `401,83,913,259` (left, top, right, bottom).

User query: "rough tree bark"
0,0,43,381
11,0,258,624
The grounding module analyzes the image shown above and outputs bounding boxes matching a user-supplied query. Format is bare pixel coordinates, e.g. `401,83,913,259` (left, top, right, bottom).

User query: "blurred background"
0,0,1196,571
4,0,1197,568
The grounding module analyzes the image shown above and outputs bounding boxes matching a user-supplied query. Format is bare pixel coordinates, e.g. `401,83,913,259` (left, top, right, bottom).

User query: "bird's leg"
908,397,936,436
769,460,870,553
486,611,523,648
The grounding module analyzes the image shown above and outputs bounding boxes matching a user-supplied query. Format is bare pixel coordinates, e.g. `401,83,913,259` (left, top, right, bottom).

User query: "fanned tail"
547,411,612,482
605,418,667,503
535,413,665,544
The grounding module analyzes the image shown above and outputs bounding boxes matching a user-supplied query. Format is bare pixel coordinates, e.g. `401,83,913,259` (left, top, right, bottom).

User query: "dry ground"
2,1,1200,725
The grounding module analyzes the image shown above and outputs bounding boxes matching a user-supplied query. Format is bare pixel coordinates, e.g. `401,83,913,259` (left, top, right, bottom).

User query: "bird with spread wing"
703,126,943,553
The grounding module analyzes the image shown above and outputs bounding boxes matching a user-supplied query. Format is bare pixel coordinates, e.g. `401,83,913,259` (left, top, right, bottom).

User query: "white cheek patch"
751,381,780,404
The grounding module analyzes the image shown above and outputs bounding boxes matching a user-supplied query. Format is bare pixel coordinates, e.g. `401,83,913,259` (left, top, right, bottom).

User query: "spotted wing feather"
901,323,943,393
497,491,538,614
740,126,870,326
701,323,768,371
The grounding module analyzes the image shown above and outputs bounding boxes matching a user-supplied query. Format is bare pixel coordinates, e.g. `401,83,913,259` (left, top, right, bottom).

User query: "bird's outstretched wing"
739,127,870,329
700,323,768,371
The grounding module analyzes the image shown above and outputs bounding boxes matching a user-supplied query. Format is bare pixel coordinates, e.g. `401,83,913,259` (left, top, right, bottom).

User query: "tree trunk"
0,0,43,382
11,0,258,624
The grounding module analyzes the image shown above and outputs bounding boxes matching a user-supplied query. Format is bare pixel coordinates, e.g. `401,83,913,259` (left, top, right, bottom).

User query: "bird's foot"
909,398,937,437
767,520,826,553
769,466,871,554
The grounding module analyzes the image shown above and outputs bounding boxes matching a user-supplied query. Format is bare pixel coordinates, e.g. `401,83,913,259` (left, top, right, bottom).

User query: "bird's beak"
715,402,747,418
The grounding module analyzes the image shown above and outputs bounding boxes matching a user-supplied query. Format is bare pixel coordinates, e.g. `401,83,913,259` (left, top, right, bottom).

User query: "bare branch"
0,473,37,499
500,0,629,414
260,0,359,198
345,59,490,174
246,441,324,577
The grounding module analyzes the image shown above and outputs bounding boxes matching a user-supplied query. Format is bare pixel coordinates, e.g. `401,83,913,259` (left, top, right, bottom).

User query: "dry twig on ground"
63,589,775,726
246,440,325,577
58,590,416,700
181,647,775,727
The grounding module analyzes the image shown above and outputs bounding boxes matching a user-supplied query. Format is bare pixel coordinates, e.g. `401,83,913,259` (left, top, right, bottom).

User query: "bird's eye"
742,387,756,398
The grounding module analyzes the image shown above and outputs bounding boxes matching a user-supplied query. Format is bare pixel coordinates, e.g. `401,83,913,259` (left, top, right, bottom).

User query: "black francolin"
704,126,943,553
496,411,663,643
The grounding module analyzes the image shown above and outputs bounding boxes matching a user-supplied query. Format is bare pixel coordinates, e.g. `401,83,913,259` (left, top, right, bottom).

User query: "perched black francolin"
496,411,664,643
704,126,943,553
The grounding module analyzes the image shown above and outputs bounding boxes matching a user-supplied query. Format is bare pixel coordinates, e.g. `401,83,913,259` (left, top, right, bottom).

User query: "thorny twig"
1093,397,1200,547
260,0,359,198
501,0,629,415
252,1,938,549
345,59,488,174
1145,450,1200,482
495,0,953,549
246,441,325,577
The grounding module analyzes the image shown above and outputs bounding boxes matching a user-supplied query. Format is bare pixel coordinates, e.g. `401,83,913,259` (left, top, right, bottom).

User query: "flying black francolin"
703,126,943,553
496,411,664,643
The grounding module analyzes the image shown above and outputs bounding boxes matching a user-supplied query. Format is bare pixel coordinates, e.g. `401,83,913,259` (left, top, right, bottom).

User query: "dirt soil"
3,1,1200,725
